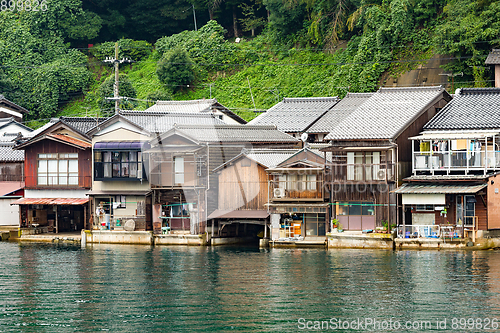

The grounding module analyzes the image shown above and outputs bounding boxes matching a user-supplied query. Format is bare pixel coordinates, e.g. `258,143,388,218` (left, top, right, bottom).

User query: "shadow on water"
1,241,500,332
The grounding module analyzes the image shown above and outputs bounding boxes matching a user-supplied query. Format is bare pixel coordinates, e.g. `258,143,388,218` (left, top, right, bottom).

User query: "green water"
1,242,500,332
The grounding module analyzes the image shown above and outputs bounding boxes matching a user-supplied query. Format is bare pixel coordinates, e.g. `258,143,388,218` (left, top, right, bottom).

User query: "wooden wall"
0,162,23,181
488,175,500,229
24,140,92,189
217,157,268,211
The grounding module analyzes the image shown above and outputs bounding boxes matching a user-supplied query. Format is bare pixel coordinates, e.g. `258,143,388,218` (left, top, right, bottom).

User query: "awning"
87,190,150,196
409,131,500,141
94,141,148,150
394,183,487,194
207,209,269,220
11,198,89,205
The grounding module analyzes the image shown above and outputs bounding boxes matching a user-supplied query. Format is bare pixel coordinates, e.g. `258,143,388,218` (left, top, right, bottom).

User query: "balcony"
329,163,396,183
413,151,500,174
149,170,203,188
25,175,92,189
269,179,324,201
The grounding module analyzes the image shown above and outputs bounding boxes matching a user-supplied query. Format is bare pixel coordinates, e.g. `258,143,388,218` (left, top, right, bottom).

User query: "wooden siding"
217,157,268,211
24,140,92,189
476,193,488,231
0,162,23,181
488,175,500,229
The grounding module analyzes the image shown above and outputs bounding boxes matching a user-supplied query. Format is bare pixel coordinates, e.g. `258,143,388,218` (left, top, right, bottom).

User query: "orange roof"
12,198,89,205
47,134,91,148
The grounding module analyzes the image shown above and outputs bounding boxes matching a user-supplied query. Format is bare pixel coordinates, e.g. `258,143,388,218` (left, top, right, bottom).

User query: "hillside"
0,0,499,127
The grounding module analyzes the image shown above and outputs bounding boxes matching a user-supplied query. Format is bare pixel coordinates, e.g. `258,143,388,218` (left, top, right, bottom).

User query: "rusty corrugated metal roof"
12,197,89,205
47,134,91,148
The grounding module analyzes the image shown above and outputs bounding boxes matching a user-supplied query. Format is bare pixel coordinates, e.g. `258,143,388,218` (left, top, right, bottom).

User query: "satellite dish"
301,133,308,142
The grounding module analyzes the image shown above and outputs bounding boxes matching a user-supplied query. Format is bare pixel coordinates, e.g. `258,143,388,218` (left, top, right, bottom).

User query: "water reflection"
1,243,500,332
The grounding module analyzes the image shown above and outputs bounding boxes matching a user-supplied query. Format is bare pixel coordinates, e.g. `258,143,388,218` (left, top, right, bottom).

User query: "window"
38,153,78,186
174,156,184,184
94,150,143,181
114,195,126,208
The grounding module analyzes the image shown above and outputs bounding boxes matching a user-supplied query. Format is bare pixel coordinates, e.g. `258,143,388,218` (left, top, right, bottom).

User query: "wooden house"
147,124,299,235
209,149,298,238
12,119,93,233
396,88,500,237
322,86,452,231
0,95,29,121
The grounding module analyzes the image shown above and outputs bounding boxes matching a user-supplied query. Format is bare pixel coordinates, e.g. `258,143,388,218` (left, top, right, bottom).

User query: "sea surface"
1,242,500,332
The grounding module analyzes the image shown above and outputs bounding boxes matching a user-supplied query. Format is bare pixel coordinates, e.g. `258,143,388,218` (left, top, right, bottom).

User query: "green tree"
239,1,266,37
156,49,195,92
98,74,137,110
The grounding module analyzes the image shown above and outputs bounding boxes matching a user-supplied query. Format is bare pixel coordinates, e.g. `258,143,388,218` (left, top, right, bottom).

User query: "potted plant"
337,223,344,233
331,218,339,232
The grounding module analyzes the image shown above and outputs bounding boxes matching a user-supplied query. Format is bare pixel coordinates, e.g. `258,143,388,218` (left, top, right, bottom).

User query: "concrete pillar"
270,213,280,241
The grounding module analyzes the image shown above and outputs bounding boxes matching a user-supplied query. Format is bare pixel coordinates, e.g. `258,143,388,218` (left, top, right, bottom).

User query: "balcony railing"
269,180,324,200
24,175,92,188
328,163,396,182
413,151,500,173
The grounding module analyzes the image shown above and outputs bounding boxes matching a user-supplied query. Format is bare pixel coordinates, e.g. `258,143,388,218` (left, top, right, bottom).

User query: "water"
1,242,500,332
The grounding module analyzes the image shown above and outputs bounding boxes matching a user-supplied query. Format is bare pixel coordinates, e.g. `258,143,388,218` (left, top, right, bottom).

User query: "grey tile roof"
174,124,299,143
245,149,299,168
394,183,487,194
248,97,340,132
307,93,373,134
325,86,447,140
60,117,109,134
121,111,225,133
0,145,24,162
423,88,500,130
145,99,246,124
485,49,500,65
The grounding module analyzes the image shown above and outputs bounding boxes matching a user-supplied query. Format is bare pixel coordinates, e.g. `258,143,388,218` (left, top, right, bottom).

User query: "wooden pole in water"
55,205,59,234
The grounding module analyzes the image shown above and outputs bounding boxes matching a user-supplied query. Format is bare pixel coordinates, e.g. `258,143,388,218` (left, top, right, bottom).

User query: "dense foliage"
1,0,500,122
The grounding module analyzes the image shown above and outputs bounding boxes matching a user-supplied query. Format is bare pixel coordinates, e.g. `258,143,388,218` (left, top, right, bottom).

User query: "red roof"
0,182,24,196
12,197,89,205
47,134,91,148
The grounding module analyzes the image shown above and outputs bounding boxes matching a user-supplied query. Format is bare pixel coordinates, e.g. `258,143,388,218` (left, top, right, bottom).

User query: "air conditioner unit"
273,188,285,198
376,169,387,181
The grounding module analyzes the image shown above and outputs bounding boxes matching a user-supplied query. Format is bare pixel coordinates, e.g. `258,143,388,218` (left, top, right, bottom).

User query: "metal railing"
24,175,92,187
397,216,478,241
413,151,500,172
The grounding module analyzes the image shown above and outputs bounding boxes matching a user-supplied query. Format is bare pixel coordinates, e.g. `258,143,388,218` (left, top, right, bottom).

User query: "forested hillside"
0,0,499,125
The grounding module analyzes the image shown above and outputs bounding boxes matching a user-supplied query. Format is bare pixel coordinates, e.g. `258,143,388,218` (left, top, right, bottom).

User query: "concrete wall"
0,197,19,225
327,233,394,249
84,230,153,245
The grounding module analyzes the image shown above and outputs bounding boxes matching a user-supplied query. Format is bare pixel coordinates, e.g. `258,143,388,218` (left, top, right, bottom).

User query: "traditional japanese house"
396,88,500,238
248,97,339,140
12,119,92,233
147,124,298,236
144,99,247,125
87,115,152,231
322,86,452,231
265,147,330,243
209,149,298,239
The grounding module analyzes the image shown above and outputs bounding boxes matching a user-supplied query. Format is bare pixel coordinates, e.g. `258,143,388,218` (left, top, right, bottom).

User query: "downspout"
205,142,210,240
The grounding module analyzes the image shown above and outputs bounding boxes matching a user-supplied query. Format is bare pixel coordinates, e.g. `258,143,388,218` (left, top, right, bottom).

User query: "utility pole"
103,42,133,114
192,4,197,31
439,72,463,92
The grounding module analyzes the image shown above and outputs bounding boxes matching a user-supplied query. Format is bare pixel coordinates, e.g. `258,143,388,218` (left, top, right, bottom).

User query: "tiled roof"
0,94,29,114
245,149,299,168
0,145,24,162
174,124,299,143
423,88,500,130
145,99,246,124
121,111,225,133
485,49,500,65
325,86,447,140
394,183,487,194
60,117,108,134
47,134,91,148
307,93,373,134
248,97,339,132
